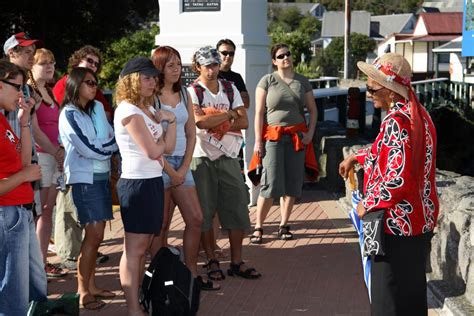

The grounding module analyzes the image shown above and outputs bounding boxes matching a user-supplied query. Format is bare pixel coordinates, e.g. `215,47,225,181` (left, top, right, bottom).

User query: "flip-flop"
197,276,221,291
81,295,106,311
93,289,116,299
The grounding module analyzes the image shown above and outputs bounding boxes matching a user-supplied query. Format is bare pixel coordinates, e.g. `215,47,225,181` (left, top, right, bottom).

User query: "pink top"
36,100,60,152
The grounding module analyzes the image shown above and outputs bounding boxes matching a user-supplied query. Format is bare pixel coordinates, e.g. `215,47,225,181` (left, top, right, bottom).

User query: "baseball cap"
120,56,161,78
3,32,44,55
194,46,221,66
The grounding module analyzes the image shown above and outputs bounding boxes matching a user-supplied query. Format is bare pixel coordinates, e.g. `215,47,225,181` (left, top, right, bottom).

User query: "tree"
99,25,160,89
298,14,322,38
319,33,376,77
0,0,159,72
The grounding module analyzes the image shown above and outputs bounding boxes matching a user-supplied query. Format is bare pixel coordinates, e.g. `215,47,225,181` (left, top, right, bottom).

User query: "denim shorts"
71,177,113,225
0,205,47,315
117,177,164,234
162,156,195,189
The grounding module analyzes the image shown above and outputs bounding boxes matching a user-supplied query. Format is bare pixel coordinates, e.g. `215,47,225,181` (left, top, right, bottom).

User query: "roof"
321,11,371,38
268,2,322,15
432,36,462,52
371,14,416,37
419,12,463,34
397,34,459,43
421,0,463,12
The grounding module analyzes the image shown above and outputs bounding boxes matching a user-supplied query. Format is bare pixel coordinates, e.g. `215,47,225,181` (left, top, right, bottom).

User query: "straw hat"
357,53,412,100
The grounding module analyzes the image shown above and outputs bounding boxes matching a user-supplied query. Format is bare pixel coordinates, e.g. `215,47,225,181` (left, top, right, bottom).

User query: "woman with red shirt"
0,60,47,315
339,53,439,316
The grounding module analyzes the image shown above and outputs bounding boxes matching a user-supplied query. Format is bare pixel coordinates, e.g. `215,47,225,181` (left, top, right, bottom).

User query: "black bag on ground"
140,246,200,316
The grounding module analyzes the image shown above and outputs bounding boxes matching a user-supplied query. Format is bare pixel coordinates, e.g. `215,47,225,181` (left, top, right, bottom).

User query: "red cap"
3,32,44,54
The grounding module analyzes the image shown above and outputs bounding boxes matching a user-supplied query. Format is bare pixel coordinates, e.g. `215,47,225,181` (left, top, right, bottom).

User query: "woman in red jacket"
339,53,439,316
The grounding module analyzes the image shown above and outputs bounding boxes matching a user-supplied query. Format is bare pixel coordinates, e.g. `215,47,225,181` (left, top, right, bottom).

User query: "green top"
257,72,312,126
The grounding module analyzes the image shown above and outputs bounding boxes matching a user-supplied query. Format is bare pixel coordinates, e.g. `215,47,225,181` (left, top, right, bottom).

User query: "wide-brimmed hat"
194,46,221,66
120,56,161,78
357,53,412,100
3,32,43,55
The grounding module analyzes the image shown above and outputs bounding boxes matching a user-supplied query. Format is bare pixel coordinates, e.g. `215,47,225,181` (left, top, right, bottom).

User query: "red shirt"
53,75,113,115
356,100,439,236
0,113,34,205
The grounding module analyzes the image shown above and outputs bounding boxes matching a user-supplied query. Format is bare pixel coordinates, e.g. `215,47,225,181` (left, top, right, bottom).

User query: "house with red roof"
377,12,462,80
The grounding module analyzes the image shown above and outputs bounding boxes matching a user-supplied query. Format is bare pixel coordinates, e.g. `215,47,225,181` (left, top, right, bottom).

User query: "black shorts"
117,177,164,234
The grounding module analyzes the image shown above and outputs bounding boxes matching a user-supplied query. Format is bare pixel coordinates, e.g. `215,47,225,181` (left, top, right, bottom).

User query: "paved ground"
46,189,439,315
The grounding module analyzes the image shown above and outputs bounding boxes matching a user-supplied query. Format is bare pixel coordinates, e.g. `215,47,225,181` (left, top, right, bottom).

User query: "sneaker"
45,262,67,278
59,259,77,271
96,252,109,264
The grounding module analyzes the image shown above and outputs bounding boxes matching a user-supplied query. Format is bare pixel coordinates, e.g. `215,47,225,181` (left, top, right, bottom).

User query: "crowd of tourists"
0,30,439,316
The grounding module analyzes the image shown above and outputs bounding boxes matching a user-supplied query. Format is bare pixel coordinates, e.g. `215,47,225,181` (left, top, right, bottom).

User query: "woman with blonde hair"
114,57,176,315
339,53,439,315
28,48,66,278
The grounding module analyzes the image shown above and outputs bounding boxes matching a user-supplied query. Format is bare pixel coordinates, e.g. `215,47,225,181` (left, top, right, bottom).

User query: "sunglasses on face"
83,79,98,88
1,79,23,92
276,52,291,60
86,57,100,68
219,51,235,57
366,85,384,95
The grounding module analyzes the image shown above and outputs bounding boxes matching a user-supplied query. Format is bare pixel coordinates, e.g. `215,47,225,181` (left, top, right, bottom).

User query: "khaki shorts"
38,152,61,188
260,135,305,198
191,156,250,232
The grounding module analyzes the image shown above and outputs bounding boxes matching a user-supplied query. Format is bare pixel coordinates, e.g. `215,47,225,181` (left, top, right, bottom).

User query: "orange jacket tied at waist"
248,122,318,186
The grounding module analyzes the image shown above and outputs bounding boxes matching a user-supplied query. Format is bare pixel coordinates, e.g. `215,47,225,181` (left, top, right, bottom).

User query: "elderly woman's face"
367,78,392,110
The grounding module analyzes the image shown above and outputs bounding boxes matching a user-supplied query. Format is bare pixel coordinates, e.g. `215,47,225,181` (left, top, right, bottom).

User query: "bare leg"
171,186,203,276
149,189,173,256
78,221,105,303
120,232,153,315
36,186,59,262
280,195,295,226
252,196,274,241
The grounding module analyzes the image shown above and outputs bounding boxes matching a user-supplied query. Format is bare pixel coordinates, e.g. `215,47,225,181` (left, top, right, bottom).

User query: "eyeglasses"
83,79,98,88
1,79,23,92
366,85,385,95
276,52,291,60
86,57,100,68
219,51,235,57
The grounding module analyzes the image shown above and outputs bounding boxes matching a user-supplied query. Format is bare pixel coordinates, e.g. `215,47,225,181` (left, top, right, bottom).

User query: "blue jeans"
0,205,47,316
162,156,195,189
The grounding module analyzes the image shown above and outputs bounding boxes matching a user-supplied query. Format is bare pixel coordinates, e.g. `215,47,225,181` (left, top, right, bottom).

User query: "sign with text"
183,0,221,12
463,0,474,56
181,65,198,87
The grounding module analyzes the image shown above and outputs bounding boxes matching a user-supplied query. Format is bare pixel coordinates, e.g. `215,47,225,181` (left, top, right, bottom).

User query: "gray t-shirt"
257,72,312,126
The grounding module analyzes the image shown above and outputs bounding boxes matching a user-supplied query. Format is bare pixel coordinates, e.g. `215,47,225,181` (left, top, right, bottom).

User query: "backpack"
140,246,200,316
189,79,234,109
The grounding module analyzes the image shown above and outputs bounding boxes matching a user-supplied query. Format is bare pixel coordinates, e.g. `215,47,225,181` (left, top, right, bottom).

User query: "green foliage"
99,25,159,89
316,33,376,78
270,28,312,65
318,0,421,14
298,14,322,38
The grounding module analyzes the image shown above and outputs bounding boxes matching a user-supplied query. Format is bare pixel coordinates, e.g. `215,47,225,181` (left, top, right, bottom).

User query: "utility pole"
344,0,351,79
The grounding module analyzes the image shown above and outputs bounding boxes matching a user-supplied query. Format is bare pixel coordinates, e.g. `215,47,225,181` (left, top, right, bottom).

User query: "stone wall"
340,144,474,313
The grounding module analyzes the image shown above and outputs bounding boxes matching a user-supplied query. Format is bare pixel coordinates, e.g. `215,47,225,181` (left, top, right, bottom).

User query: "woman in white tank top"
150,46,219,291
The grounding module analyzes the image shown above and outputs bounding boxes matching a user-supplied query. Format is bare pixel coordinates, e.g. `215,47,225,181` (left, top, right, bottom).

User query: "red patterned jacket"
356,100,439,236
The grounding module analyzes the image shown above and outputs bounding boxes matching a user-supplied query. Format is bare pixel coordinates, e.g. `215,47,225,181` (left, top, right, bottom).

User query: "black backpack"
140,247,200,316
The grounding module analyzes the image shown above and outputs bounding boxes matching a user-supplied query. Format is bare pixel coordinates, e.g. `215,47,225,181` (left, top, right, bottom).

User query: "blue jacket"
59,101,117,184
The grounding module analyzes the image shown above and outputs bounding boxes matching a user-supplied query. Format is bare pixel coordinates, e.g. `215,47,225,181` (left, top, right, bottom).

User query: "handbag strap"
271,73,306,120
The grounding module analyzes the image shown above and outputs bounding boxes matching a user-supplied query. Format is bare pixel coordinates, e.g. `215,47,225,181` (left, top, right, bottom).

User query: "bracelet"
21,123,31,128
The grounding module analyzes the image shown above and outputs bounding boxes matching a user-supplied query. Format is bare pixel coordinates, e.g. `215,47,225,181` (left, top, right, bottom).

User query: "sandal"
278,225,293,240
81,294,105,311
250,228,263,244
197,276,221,291
205,259,225,281
227,261,262,279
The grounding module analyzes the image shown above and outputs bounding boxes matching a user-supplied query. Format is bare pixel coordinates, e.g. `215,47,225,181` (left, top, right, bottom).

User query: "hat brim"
19,39,44,49
357,61,409,100
140,67,161,77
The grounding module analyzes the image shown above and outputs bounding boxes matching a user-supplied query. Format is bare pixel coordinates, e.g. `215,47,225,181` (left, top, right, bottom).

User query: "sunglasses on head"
276,52,291,60
83,79,98,88
219,50,235,57
86,57,100,68
1,79,23,92
366,85,385,95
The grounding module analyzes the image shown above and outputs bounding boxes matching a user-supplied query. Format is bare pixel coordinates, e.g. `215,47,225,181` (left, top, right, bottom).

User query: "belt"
19,203,34,211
